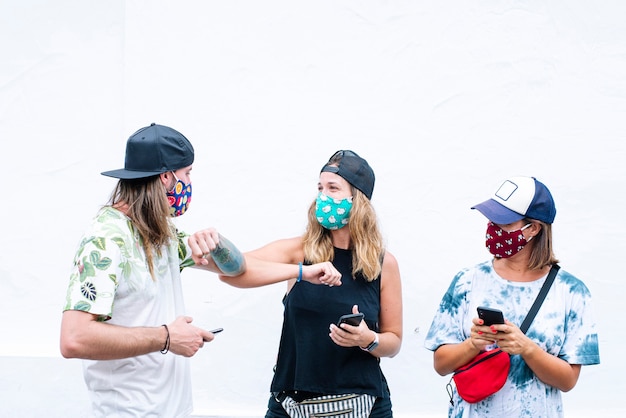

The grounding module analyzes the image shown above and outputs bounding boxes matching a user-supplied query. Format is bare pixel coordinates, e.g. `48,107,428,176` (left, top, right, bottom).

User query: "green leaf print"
74,301,92,311
180,257,196,271
92,237,107,251
89,250,112,270
80,257,96,281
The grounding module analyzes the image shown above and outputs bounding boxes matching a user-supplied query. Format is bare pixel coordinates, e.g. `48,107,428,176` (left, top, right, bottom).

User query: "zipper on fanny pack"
299,393,360,405
453,349,504,375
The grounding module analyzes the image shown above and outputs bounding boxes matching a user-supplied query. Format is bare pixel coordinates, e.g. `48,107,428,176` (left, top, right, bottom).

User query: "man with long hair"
60,123,246,417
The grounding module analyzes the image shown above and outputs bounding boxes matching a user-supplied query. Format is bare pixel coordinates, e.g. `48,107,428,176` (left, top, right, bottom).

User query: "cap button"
150,122,156,126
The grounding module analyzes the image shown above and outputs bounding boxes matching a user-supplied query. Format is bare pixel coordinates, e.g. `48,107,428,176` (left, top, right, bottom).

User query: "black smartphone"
477,306,505,326
203,328,223,341
337,313,364,327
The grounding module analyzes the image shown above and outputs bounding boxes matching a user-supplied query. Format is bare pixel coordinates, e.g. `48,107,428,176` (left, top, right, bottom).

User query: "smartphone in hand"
337,313,364,327
203,328,224,341
477,307,505,326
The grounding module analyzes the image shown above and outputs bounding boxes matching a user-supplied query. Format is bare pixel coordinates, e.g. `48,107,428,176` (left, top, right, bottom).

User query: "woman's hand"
471,317,507,351
328,305,371,348
490,320,534,356
301,261,342,287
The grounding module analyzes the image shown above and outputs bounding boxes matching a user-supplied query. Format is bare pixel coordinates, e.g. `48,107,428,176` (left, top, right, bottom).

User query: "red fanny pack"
448,348,510,404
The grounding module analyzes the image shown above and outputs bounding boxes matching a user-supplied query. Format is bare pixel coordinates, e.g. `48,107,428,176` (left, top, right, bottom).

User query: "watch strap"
361,332,379,352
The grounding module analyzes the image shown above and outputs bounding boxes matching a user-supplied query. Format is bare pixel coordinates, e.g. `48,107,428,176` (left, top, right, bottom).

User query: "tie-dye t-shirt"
424,260,600,418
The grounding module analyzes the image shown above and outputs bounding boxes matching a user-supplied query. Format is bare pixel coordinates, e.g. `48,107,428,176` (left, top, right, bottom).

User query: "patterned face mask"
315,192,353,230
166,174,192,217
485,222,532,258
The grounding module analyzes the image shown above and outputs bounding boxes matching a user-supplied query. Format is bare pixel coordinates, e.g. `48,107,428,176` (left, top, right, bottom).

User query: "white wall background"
1,1,624,416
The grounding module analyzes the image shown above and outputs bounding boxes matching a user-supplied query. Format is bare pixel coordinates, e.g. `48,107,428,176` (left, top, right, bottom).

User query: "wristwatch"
361,332,379,352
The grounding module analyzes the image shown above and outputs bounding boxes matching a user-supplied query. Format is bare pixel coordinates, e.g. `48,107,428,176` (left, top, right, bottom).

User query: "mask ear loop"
167,171,180,193
521,222,533,242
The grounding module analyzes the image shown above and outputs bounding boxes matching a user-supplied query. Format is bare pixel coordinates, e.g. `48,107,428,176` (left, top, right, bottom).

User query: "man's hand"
167,316,214,357
187,229,246,275
187,228,220,267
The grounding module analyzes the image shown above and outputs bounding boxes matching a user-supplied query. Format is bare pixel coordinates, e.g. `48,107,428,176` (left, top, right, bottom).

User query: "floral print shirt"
63,206,196,417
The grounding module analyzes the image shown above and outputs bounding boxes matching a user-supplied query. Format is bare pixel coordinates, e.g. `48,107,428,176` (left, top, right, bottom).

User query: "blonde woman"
212,150,403,418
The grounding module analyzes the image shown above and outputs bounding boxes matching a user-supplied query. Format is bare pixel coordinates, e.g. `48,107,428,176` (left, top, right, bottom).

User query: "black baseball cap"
101,123,195,179
321,150,375,199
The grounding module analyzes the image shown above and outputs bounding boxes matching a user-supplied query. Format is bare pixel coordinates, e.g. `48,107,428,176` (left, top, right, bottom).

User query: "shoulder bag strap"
519,264,560,334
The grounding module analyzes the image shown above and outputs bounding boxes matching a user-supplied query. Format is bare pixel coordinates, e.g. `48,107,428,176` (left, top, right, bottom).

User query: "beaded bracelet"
160,324,170,354
297,262,303,282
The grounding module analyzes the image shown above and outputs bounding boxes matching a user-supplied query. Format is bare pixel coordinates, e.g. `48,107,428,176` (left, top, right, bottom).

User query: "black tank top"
270,247,387,398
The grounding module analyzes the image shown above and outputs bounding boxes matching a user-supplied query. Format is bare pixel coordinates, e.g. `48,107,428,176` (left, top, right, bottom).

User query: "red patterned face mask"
485,222,531,258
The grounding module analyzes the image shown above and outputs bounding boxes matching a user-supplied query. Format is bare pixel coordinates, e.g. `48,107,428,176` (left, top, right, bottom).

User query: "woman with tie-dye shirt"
424,176,600,418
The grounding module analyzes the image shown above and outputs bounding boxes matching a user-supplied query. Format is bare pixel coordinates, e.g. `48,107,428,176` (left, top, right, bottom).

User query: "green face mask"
315,192,353,230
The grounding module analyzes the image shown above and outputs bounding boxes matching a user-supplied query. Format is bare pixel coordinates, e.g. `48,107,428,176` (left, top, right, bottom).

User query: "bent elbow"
434,365,450,377
559,379,578,392
60,338,82,359
218,275,249,288
387,338,403,358
387,347,400,358
433,352,454,376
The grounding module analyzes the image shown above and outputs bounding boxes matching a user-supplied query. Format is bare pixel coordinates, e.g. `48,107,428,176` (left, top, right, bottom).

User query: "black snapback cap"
321,150,375,200
102,123,195,179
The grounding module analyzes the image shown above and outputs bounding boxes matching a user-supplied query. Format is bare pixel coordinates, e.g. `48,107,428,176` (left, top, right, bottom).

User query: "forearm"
433,339,481,376
207,234,246,276
363,330,402,358
522,343,581,391
61,314,167,360
219,256,300,288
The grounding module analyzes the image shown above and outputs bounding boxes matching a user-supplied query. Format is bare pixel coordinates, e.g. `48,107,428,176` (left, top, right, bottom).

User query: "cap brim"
471,199,524,224
101,168,162,179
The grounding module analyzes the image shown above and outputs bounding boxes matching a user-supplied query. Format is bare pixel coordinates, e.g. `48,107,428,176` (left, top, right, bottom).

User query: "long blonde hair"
107,176,175,279
302,187,384,281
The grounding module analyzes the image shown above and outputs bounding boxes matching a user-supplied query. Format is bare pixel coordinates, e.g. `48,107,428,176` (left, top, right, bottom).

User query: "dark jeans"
265,392,393,418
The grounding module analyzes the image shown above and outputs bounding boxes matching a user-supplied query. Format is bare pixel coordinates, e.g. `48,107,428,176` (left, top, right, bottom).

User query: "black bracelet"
160,324,170,354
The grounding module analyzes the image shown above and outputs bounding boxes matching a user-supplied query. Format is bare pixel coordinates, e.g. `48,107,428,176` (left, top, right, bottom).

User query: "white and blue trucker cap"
471,176,556,224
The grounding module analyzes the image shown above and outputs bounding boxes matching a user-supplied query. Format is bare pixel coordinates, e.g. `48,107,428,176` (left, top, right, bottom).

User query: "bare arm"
494,320,582,391
60,310,215,360
433,339,482,376
328,251,403,358
217,237,342,288
432,315,503,375
187,229,246,276
521,340,581,391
